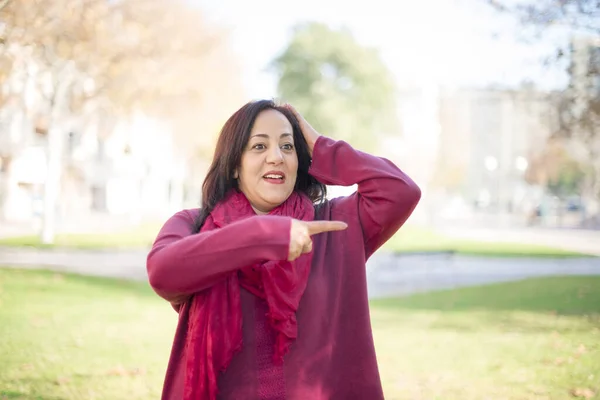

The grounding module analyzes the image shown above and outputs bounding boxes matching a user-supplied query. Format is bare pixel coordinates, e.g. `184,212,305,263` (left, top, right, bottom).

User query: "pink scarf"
183,190,315,400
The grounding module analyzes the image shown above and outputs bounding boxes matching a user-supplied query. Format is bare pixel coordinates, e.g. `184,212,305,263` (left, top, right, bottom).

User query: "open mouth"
263,172,286,184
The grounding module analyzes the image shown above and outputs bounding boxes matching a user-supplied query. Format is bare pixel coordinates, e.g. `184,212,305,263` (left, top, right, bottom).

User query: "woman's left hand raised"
283,104,321,156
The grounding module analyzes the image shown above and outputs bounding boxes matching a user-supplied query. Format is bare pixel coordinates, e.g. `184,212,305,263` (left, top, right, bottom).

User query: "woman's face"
236,109,299,214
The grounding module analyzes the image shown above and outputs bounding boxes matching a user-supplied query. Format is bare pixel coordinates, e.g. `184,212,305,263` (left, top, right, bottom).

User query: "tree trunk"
0,157,13,221
40,124,64,244
39,62,75,245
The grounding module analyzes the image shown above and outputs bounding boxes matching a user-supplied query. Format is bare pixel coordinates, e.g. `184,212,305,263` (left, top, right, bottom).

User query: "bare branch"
484,0,600,199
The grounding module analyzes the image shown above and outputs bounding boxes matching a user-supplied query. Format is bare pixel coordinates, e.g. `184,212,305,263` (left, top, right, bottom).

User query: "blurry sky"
192,0,569,99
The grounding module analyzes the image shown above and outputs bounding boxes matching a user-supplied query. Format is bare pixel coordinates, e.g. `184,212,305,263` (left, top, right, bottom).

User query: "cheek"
289,155,299,182
289,153,299,170
239,155,260,177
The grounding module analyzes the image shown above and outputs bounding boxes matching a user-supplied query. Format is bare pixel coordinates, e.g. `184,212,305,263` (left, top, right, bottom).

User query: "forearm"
147,212,290,302
308,136,421,255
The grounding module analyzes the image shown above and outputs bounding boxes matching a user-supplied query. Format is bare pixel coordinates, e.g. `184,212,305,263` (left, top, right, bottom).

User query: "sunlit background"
1,0,600,399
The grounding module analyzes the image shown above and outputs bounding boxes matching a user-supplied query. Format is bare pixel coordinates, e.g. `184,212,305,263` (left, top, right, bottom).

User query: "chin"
262,190,293,207
264,195,289,207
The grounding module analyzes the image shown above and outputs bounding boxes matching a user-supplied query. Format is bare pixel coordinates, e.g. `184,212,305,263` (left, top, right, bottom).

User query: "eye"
252,143,266,150
281,143,294,151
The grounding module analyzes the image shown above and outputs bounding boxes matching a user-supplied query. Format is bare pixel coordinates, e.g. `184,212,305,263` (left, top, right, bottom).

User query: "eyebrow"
250,133,293,139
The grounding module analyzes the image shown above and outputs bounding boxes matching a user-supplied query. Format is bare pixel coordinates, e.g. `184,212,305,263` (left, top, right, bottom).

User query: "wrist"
308,134,321,155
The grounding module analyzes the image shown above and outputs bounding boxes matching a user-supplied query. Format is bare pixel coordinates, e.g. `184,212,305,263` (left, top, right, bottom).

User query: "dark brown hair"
193,99,326,232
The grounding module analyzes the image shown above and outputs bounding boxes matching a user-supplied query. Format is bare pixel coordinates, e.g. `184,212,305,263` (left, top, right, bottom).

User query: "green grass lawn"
384,225,588,258
0,223,589,258
0,222,162,250
1,268,599,399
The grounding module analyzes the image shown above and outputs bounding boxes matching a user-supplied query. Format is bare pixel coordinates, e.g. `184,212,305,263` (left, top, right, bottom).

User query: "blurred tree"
487,0,597,33
270,22,398,152
0,0,242,242
525,137,586,197
486,0,600,217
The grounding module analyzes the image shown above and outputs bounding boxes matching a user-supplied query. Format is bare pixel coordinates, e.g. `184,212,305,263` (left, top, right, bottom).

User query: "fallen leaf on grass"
577,285,590,298
570,388,595,399
527,384,549,396
128,367,146,376
29,318,47,327
106,365,127,376
576,344,587,355
71,336,84,348
20,363,34,371
106,365,146,377
55,376,70,385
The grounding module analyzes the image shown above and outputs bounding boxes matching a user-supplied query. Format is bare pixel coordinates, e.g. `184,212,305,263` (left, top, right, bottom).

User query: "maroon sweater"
147,136,421,400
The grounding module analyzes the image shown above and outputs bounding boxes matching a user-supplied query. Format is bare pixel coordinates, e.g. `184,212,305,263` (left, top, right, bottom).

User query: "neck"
251,206,269,215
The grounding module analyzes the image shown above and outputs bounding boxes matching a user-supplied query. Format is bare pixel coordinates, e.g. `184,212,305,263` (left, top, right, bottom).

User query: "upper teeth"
265,174,283,179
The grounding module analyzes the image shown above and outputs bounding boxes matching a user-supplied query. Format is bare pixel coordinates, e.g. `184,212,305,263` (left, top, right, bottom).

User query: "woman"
147,99,421,400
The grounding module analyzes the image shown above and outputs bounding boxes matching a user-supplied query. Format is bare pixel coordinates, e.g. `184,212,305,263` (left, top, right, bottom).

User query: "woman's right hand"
288,219,348,261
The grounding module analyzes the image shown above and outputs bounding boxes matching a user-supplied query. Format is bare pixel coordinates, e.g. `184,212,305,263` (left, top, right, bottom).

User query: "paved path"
366,252,600,298
2,246,599,298
0,247,148,281
438,226,600,256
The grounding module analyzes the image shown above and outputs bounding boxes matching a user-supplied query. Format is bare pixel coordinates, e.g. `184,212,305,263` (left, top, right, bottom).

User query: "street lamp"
484,155,498,172
515,156,528,172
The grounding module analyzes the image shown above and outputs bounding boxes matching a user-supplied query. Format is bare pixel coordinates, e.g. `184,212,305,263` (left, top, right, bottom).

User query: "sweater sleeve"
146,210,291,304
308,136,421,259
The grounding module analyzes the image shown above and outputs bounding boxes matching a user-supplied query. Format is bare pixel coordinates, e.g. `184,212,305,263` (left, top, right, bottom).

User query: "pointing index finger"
305,220,348,236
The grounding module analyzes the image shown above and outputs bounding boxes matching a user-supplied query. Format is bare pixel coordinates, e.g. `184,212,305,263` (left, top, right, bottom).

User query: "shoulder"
181,208,200,220
166,208,201,226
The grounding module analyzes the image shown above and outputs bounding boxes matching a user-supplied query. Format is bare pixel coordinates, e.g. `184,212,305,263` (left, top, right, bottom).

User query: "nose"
266,146,284,165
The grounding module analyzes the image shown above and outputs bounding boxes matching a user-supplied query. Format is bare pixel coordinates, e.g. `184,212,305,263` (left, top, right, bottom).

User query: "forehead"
251,109,293,136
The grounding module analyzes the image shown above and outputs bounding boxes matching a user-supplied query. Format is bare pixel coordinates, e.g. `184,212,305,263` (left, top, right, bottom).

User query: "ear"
233,170,239,179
